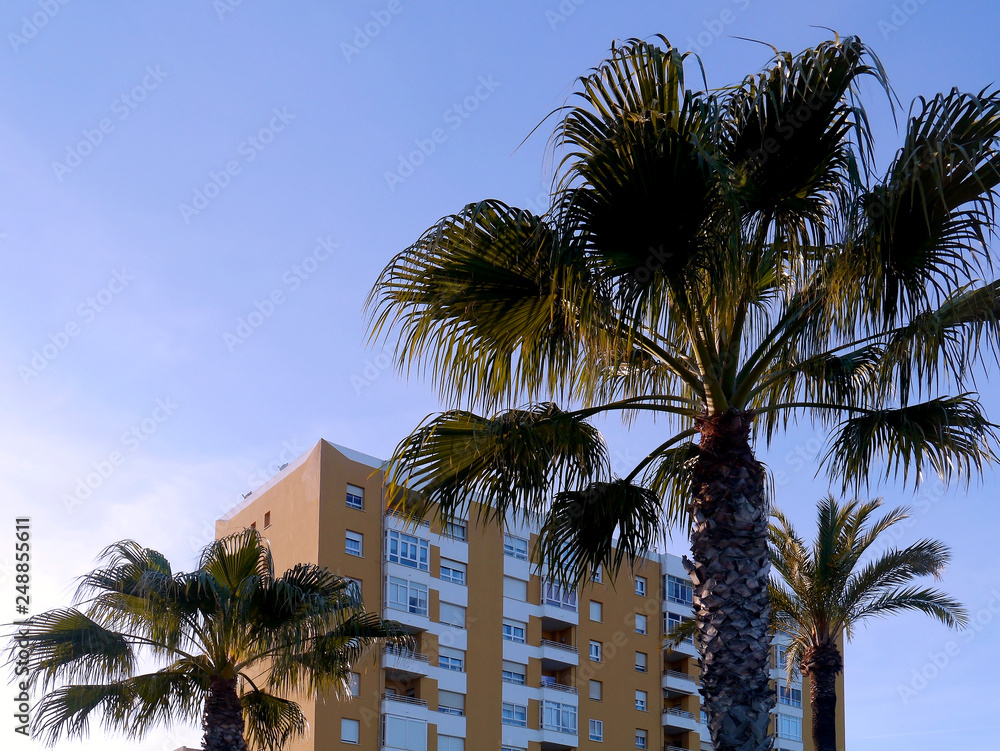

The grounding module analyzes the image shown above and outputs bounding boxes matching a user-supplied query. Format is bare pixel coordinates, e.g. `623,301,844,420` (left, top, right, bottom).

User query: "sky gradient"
1,1,999,750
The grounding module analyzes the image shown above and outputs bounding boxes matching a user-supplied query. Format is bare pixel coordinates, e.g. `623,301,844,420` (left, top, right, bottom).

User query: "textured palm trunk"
801,644,843,751
202,676,248,751
686,409,773,751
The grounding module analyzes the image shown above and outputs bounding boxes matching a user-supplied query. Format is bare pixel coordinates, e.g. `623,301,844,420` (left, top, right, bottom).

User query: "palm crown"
769,495,966,751
10,529,407,751
367,34,1000,751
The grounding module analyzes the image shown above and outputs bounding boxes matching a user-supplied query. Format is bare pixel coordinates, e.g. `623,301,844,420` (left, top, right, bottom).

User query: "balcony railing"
381,693,427,707
384,645,430,663
663,669,697,683
663,707,695,720
540,639,578,653
665,745,693,751
540,677,579,694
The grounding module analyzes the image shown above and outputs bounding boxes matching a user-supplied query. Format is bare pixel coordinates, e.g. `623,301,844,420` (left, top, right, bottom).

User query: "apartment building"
216,439,839,751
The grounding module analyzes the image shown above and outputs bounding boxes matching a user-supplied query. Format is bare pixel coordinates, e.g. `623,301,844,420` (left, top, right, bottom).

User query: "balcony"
381,645,430,679
540,676,578,695
662,668,699,697
540,582,579,630
662,706,697,734
539,639,579,669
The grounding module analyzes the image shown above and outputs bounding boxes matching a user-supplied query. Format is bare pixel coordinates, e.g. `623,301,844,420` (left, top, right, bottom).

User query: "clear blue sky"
1,1,998,749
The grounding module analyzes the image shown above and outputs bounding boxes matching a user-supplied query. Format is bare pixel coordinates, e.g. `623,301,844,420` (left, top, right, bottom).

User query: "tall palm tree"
366,35,1000,750
7,529,407,751
769,496,967,751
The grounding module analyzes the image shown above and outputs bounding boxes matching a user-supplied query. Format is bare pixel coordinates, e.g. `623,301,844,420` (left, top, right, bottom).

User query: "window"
383,715,427,751
250,521,256,529
386,530,429,570
543,581,578,611
438,690,465,716
440,558,466,585
665,574,693,605
589,719,604,741
438,736,464,751
263,511,271,528
501,747,526,751
502,619,526,643
444,521,467,541
346,531,363,557
589,680,602,701
589,640,602,662
540,700,577,734
778,714,803,741
501,660,526,685
665,611,693,643
635,652,647,672
387,577,428,616
779,684,802,708
348,672,360,697
503,534,528,560
591,566,602,583
438,646,464,672
501,702,527,727
345,577,362,597
589,600,603,622
346,484,364,509
634,576,646,596
635,613,647,634
635,690,647,711
635,728,648,749
503,576,527,601
341,718,360,744
439,602,466,628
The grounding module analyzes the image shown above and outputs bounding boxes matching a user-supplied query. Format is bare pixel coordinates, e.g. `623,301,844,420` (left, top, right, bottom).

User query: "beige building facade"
217,439,841,751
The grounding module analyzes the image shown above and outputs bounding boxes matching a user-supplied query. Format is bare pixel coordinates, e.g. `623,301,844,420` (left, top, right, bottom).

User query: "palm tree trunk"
801,644,843,751
686,409,773,751
202,676,248,751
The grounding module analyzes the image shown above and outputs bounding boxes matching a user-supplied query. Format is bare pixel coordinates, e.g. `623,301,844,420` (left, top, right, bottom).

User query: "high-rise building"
217,440,842,751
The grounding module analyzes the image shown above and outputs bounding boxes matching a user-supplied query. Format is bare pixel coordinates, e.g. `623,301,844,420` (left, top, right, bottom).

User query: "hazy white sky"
1,1,998,750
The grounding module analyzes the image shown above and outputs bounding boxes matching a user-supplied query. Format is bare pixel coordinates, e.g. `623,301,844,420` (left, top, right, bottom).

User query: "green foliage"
369,32,1000,584
5,529,407,749
769,495,968,676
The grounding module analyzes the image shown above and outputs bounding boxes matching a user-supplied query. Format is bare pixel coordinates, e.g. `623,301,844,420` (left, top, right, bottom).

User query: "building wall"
215,439,842,751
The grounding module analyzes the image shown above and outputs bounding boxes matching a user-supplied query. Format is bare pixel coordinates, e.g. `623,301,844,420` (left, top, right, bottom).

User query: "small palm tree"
769,496,967,751
367,34,1000,750
6,529,407,751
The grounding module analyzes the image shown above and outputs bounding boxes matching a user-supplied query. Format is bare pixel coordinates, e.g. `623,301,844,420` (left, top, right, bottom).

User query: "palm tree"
769,496,967,751
366,35,1000,750
7,529,407,751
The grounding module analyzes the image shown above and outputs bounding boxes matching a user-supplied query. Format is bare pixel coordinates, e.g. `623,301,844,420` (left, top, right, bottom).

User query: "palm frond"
536,479,664,586
366,200,605,411
383,403,608,526
241,690,308,751
822,394,999,489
